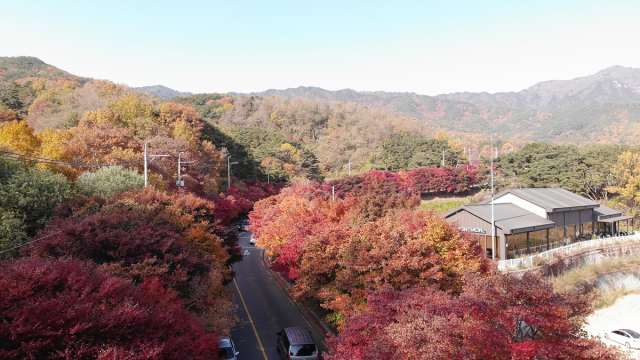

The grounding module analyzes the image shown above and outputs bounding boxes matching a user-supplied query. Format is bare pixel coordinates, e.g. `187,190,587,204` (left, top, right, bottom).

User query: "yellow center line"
233,276,269,360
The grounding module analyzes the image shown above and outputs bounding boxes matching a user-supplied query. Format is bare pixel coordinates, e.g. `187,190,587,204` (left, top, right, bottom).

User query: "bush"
77,166,144,198
0,163,72,256
0,257,222,360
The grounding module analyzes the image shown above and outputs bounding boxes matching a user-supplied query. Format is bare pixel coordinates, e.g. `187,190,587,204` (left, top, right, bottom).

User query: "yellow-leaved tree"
606,151,640,202
0,121,41,155
37,129,76,179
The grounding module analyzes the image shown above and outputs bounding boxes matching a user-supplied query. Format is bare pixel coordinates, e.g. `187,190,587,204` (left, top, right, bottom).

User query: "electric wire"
0,231,63,255
0,150,144,167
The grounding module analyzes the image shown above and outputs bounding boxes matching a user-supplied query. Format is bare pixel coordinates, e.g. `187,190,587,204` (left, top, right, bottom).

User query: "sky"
1,0,639,96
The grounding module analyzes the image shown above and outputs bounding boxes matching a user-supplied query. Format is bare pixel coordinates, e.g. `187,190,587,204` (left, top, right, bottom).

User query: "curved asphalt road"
229,230,328,360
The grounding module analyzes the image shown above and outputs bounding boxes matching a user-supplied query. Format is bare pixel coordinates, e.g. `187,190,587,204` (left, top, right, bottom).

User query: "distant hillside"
232,71,640,144
0,56,89,84
436,65,640,110
135,85,193,99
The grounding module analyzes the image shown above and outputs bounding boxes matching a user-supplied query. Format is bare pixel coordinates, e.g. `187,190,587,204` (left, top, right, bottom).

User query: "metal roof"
446,203,555,235
599,215,633,223
489,188,599,212
593,204,622,221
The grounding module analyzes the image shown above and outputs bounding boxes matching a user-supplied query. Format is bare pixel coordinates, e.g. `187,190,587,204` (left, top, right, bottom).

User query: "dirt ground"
584,293,640,358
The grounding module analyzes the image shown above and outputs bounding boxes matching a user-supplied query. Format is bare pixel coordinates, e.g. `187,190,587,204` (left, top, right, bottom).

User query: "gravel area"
584,293,640,358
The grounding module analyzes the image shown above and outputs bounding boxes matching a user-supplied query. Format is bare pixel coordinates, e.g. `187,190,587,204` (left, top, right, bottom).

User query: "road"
229,230,328,360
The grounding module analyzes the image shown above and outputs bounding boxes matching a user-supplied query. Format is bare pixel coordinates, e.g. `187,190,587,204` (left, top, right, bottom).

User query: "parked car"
219,336,239,359
604,329,640,349
238,219,249,231
276,327,318,360
250,236,258,245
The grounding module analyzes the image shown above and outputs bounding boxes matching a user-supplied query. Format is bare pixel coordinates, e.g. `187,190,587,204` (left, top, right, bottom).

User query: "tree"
606,151,640,203
292,208,490,323
63,116,142,166
0,257,222,360
326,272,628,360
0,165,72,257
0,120,40,155
77,166,144,198
24,188,240,334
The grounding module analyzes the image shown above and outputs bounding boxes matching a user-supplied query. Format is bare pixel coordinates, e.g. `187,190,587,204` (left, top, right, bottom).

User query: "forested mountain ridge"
0,56,89,84
135,85,193,99
436,65,640,110
229,66,640,145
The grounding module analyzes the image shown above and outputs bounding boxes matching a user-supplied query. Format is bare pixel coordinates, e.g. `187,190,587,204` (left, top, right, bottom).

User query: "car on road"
604,329,640,349
219,336,239,359
238,218,249,231
250,236,258,245
276,327,319,360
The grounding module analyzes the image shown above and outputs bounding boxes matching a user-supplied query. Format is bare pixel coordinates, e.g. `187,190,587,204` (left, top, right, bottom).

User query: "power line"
0,231,63,255
0,150,144,167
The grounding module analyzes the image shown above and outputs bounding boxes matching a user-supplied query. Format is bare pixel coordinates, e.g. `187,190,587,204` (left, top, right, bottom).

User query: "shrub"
0,257,221,360
77,166,144,198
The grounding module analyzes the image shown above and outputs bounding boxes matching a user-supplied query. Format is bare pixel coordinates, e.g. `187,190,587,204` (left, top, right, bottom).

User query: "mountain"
0,56,89,84
135,85,193,99
230,66,640,144
435,65,640,110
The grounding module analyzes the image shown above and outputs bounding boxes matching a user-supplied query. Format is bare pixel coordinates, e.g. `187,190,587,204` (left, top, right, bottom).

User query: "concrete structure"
444,188,634,259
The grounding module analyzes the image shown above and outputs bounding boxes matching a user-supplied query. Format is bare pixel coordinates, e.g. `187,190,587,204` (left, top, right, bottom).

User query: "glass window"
624,329,640,338
290,344,317,356
219,347,235,359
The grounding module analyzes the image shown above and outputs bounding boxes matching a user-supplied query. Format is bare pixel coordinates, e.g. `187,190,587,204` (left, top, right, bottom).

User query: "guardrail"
498,232,640,271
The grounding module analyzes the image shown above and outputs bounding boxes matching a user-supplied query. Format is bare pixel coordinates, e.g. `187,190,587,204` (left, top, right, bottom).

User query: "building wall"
494,193,546,218
448,211,499,237
447,211,505,259
548,209,593,227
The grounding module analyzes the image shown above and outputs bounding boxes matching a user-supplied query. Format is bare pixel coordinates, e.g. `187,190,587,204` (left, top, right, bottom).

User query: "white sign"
459,227,486,234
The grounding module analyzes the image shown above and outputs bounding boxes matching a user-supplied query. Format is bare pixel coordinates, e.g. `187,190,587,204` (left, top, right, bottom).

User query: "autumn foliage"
251,173,621,358
250,178,489,323
0,257,221,360
325,273,628,360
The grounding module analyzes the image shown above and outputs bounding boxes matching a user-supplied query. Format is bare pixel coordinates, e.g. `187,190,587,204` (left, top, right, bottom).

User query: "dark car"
238,218,249,231
276,327,318,360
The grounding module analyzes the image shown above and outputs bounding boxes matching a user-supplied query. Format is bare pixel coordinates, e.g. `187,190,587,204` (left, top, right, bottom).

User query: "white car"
219,336,239,359
604,329,640,349
250,236,258,245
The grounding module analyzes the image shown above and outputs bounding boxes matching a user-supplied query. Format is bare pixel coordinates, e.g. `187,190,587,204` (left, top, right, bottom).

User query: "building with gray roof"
445,188,634,259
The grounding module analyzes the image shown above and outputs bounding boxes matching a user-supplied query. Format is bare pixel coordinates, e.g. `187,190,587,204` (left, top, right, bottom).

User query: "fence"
498,232,640,271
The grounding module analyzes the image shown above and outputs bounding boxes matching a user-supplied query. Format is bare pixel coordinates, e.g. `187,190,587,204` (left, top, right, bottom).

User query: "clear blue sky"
1,0,639,95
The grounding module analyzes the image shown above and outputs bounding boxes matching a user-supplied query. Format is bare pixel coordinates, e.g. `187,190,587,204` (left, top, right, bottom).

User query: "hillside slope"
135,85,193,99
436,65,640,110
232,82,640,144
0,56,89,84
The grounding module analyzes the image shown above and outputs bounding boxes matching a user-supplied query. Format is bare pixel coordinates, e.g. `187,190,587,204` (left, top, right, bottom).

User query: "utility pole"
348,158,351,176
227,156,238,189
442,150,445,167
177,152,194,189
491,134,495,260
144,141,169,187
267,160,271,184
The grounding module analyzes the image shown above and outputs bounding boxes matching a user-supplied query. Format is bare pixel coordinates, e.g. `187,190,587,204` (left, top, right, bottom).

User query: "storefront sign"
459,227,486,234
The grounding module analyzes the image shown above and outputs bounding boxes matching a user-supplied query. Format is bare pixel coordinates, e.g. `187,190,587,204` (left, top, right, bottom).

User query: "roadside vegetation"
551,255,640,309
